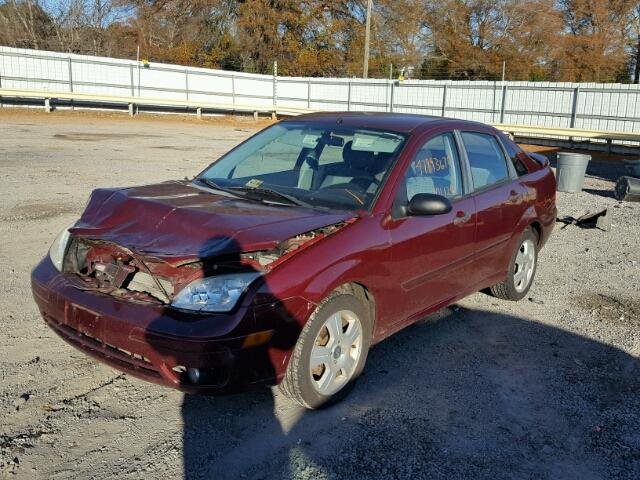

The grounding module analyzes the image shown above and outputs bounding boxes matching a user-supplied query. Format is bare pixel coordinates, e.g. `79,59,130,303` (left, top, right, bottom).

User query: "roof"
284,112,485,134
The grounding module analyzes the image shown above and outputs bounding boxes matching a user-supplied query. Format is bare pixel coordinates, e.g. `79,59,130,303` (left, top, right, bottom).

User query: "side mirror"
407,193,452,216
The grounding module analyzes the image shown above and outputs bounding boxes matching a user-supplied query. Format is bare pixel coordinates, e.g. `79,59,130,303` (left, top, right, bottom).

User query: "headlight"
171,273,261,312
49,223,75,271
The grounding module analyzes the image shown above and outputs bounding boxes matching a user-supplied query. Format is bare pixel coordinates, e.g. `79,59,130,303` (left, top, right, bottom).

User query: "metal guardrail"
0,87,311,118
2,87,638,153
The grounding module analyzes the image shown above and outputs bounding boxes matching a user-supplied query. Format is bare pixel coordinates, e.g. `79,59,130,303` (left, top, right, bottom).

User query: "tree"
1,0,639,82
557,0,631,82
624,3,640,83
420,0,563,81
0,0,55,49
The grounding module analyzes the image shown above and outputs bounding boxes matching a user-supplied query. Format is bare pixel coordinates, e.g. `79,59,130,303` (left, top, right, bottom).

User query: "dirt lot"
1,109,639,480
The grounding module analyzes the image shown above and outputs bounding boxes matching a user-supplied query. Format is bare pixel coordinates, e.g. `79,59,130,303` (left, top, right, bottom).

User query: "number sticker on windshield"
245,179,264,188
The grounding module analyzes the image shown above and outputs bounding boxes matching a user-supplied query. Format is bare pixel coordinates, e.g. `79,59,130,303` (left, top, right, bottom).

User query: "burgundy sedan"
32,113,556,408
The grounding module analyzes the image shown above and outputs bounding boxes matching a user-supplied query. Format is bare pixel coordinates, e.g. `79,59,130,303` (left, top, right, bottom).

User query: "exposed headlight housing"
171,273,261,313
49,223,75,271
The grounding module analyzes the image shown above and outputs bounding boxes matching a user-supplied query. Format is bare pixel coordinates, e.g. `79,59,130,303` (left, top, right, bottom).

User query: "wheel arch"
331,282,377,338
529,220,542,245
299,258,380,336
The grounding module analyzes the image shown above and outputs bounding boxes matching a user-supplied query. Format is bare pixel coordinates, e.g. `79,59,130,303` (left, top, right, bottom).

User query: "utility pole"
501,61,506,83
136,45,141,97
363,0,373,78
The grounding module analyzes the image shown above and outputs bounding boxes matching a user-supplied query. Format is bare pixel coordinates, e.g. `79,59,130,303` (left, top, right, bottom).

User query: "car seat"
316,141,379,190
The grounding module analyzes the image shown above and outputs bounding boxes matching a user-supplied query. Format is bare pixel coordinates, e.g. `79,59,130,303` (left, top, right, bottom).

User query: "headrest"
343,141,378,173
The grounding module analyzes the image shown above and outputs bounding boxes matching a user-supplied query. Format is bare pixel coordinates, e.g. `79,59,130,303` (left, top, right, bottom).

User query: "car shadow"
170,303,639,479
140,231,639,479
143,236,303,478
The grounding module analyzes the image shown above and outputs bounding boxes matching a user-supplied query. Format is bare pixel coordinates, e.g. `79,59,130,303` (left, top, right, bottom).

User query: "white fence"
2,46,640,135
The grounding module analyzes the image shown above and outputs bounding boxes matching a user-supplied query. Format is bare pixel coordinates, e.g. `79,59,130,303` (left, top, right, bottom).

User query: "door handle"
453,211,471,225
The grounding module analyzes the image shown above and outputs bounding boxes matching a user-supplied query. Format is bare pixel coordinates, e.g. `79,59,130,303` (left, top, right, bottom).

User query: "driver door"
386,131,477,325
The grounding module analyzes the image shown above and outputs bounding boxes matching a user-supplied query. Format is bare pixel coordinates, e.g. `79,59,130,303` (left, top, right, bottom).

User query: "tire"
279,291,372,409
489,228,538,301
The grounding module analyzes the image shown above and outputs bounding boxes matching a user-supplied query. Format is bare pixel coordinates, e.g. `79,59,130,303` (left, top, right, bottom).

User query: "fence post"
231,74,236,106
272,60,278,109
307,79,312,109
68,56,74,110
389,81,395,113
500,85,508,124
185,69,189,101
67,57,73,93
347,81,351,111
570,86,580,128
129,64,135,97
441,84,447,117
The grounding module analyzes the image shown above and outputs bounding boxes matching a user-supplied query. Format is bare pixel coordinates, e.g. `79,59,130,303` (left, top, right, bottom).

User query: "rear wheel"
490,228,538,301
279,292,371,409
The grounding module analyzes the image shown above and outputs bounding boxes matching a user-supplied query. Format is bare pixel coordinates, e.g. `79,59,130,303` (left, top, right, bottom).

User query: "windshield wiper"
196,178,313,209
229,186,313,208
195,177,248,199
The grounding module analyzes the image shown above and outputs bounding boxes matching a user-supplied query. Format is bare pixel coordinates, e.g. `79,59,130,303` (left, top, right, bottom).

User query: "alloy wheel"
514,238,536,293
309,310,363,396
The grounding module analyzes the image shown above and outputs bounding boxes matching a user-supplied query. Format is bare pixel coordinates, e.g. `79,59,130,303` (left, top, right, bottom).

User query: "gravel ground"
0,109,638,480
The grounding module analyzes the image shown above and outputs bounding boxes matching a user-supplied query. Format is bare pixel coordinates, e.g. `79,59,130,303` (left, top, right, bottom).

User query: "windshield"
197,122,407,211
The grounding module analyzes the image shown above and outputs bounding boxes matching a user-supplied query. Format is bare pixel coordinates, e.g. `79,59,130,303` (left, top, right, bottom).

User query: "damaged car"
32,112,556,408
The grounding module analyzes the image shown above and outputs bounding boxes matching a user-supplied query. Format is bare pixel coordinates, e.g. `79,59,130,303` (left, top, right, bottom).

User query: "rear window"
460,132,510,190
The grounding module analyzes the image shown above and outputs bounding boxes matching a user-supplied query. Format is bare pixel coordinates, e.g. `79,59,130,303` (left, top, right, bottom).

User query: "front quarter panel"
255,215,394,340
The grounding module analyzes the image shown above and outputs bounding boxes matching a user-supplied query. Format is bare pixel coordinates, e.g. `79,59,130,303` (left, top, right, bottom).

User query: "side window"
404,133,463,201
502,140,529,176
460,132,510,190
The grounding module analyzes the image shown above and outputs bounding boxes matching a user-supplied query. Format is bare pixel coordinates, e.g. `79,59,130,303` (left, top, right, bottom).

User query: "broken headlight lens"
49,223,74,271
171,273,261,312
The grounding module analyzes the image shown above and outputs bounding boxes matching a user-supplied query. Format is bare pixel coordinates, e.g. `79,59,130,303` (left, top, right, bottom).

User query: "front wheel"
279,292,371,409
490,228,538,301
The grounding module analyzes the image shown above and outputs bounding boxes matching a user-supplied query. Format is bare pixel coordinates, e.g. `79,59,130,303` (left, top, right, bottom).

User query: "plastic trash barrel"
614,176,640,202
556,152,591,193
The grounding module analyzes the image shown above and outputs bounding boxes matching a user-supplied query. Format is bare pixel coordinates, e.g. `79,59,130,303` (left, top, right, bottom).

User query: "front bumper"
31,257,309,393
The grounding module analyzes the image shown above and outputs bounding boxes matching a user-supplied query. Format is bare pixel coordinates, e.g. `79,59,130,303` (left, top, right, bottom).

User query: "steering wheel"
317,182,367,206
350,175,380,189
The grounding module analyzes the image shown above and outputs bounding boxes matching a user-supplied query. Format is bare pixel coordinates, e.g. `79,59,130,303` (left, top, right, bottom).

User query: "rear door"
458,130,529,284
386,131,476,324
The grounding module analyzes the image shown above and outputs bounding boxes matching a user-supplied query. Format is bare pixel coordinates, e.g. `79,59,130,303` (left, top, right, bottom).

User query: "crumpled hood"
70,181,354,263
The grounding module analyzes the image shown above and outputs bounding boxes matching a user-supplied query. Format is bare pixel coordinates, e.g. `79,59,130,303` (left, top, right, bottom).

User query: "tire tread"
279,289,370,409
489,228,538,301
